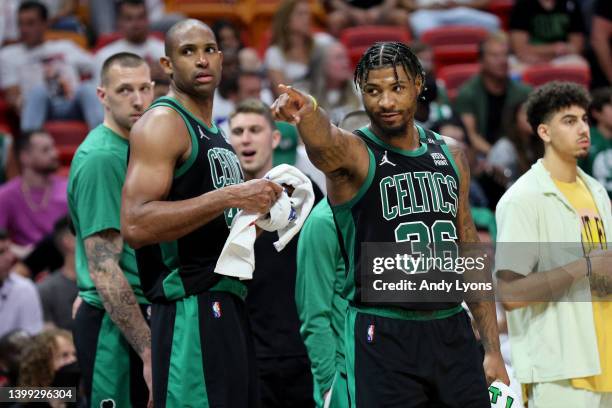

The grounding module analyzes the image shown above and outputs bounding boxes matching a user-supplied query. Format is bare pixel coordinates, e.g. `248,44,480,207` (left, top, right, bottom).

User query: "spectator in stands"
0,1,102,132
580,87,612,198
0,229,44,338
432,118,490,208
415,74,452,128
89,0,183,36
265,0,333,97
310,41,361,125
404,0,500,38
325,0,408,38
455,32,531,154
590,0,612,88
0,131,17,183
509,0,588,68
0,330,31,387
488,100,543,183
0,0,20,45
0,130,67,252
41,0,82,32
0,0,81,46
94,0,165,85
212,19,262,73
37,217,78,331
18,328,78,389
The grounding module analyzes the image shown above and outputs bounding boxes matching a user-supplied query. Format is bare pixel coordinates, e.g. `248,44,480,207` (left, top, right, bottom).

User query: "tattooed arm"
85,230,151,356
84,229,153,405
447,141,509,386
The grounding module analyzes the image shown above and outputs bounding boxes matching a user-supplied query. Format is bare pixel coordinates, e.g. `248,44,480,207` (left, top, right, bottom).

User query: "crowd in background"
0,0,610,405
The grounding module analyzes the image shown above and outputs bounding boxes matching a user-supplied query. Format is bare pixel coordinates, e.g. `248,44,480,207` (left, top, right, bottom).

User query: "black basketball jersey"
135,97,244,302
332,125,461,310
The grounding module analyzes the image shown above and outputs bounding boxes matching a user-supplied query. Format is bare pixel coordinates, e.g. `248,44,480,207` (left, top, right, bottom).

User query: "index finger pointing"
278,84,305,100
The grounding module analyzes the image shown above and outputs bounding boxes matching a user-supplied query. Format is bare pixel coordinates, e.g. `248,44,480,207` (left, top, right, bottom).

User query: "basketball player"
70,53,154,408
272,42,509,406
121,20,282,407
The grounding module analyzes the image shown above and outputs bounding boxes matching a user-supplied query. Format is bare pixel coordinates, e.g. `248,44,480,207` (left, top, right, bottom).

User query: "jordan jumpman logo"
379,150,396,167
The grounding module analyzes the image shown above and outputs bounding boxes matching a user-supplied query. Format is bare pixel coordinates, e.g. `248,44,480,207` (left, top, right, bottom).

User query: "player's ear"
160,56,172,77
96,86,106,105
415,75,424,96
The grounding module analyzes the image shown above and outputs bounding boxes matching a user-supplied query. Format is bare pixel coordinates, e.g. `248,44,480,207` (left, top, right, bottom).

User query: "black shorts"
73,301,150,408
345,305,489,408
151,290,259,407
257,356,314,408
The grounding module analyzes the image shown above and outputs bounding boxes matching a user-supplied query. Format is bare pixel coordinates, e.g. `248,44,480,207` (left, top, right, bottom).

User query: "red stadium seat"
421,26,488,48
57,144,79,167
433,44,479,73
44,120,88,145
340,26,412,50
486,0,514,31
437,63,480,101
521,64,591,88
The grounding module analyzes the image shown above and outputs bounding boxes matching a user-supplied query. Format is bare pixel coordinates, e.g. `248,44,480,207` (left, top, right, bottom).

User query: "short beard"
366,110,408,138
575,149,589,160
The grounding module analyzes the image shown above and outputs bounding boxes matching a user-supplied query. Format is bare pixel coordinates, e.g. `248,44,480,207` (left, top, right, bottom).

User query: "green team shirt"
68,125,148,308
296,200,348,406
579,127,612,198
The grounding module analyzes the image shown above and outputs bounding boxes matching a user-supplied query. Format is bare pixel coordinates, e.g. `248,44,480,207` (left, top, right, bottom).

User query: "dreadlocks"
354,42,425,91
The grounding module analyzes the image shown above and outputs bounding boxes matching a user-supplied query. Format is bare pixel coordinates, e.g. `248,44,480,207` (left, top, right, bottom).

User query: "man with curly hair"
496,81,612,407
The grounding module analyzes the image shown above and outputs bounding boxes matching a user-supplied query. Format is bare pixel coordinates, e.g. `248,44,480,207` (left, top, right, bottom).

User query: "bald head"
165,19,215,56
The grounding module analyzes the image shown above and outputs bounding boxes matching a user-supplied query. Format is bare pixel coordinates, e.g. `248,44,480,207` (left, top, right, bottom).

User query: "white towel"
214,165,315,280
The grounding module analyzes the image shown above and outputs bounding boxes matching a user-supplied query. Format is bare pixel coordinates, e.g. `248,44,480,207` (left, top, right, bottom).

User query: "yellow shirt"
554,177,611,392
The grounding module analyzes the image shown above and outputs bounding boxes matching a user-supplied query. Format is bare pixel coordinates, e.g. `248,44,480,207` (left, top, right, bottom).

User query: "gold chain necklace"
20,180,51,212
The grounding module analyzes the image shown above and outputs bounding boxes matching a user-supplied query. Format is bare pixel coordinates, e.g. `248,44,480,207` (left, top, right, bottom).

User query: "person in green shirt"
580,87,612,198
296,199,349,408
454,32,531,155
69,52,154,408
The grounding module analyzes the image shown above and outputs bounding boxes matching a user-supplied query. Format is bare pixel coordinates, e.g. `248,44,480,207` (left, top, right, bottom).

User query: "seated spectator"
0,1,102,132
432,118,490,208
404,0,500,38
0,131,17,183
579,87,612,198
37,217,78,331
41,0,82,32
509,0,588,69
94,0,165,85
325,0,408,38
214,68,275,135
212,20,262,72
18,328,78,389
589,0,612,88
265,0,333,97
455,32,531,154
0,0,20,45
89,0,183,36
0,230,44,338
415,74,452,128
0,130,67,251
488,100,543,183
0,330,31,387
310,41,361,125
